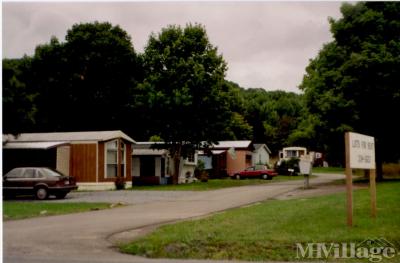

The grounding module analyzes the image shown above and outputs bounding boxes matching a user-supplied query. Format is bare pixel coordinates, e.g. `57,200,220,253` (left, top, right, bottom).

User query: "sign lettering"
348,132,375,169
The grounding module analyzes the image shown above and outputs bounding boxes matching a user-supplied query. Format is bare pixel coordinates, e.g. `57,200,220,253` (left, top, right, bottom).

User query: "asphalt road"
3,174,344,263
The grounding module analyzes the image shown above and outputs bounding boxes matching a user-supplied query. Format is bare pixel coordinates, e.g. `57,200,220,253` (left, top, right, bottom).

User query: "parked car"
3,167,78,200
275,158,300,176
232,165,278,180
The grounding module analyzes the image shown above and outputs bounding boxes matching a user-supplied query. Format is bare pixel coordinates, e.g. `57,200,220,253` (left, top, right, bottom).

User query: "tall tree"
300,2,400,173
29,22,141,134
3,57,37,134
140,24,232,183
30,37,69,131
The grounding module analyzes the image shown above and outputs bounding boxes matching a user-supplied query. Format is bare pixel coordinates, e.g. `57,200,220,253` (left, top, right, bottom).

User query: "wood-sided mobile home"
3,131,135,187
198,141,255,177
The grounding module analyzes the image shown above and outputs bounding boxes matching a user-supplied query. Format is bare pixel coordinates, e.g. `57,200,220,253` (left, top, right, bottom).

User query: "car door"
4,168,35,195
20,168,36,190
250,166,259,177
245,166,256,177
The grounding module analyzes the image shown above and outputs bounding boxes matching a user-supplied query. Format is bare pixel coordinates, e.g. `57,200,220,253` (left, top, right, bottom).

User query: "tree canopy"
139,24,234,146
239,88,305,153
138,24,238,183
3,57,36,134
1,20,316,162
300,2,400,168
5,22,141,135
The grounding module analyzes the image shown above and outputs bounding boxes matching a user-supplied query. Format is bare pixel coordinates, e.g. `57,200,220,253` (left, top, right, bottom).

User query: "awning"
3,141,69,150
198,150,226,155
212,150,226,155
132,149,168,156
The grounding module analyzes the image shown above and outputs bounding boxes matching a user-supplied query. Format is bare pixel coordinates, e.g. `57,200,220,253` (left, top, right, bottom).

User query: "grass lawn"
121,181,400,262
313,166,345,174
130,176,306,191
3,202,112,221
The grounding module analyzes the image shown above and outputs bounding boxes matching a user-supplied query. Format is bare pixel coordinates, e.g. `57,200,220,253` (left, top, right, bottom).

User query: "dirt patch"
108,224,160,245
273,183,368,200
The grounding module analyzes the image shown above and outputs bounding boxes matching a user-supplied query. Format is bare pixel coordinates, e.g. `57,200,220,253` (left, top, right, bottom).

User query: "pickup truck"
232,165,278,180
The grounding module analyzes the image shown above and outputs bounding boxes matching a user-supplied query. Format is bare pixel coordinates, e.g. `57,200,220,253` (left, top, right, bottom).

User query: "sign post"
370,169,377,218
345,132,376,227
345,132,353,226
299,158,312,189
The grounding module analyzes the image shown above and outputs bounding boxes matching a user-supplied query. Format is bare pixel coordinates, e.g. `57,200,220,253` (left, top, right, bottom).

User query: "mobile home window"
105,140,126,178
120,141,126,177
187,152,195,163
106,140,118,178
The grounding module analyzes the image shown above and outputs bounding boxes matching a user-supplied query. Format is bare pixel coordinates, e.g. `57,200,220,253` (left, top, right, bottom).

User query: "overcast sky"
2,1,343,93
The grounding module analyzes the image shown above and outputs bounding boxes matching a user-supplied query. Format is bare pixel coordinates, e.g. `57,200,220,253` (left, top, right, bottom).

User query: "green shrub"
383,163,400,177
115,176,126,190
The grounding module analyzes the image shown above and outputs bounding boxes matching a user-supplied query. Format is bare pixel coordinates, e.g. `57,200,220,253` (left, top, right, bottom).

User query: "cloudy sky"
3,1,343,93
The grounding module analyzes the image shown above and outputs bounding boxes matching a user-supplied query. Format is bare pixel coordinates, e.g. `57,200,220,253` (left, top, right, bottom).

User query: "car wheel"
35,187,48,200
261,174,268,180
55,192,67,199
235,174,241,180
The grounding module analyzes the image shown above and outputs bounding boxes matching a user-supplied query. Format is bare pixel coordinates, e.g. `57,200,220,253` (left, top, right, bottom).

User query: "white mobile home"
132,142,198,185
279,146,307,161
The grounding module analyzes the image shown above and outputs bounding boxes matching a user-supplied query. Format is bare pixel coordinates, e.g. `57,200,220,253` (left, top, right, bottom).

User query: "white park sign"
345,131,377,227
348,132,376,169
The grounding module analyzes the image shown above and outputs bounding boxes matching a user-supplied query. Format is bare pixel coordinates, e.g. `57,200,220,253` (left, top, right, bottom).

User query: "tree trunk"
172,145,182,185
376,143,384,181
376,158,384,181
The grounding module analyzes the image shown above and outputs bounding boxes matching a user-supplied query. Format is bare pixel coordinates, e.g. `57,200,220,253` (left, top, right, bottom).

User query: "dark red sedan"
232,165,278,180
3,167,78,200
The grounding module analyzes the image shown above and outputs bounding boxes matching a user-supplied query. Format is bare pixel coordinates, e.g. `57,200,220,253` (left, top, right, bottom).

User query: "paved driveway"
55,189,201,205
4,173,344,263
